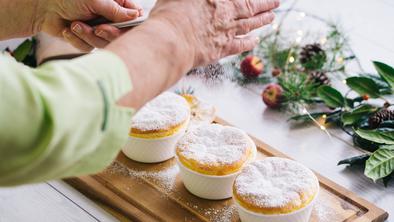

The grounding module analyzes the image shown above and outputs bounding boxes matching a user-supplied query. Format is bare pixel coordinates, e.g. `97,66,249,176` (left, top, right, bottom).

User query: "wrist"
143,18,195,67
0,0,45,39
106,18,196,108
148,15,197,67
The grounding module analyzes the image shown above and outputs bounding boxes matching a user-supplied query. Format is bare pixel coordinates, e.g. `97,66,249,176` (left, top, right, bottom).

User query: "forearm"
0,52,133,186
106,19,194,109
0,0,45,39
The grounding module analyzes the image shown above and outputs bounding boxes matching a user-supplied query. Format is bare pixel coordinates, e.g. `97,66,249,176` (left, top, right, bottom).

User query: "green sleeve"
0,50,134,186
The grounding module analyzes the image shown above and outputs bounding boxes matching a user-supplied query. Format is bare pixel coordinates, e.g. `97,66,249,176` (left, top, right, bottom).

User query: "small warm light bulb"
342,79,347,84
320,125,326,130
336,56,344,64
289,56,295,63
322,114,327,119
320,37,327,45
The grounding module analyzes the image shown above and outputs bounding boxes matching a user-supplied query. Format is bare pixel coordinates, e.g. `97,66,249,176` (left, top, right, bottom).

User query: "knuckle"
272,0,280,8
111,5,121,17
244,0,255,16
237,21,250,33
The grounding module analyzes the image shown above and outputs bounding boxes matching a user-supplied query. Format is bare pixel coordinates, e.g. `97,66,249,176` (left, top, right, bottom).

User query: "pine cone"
272,67,282,77
187,63,225,80
309,71,330,86
368,109,394,128
300,43,327,70
203,63,225,79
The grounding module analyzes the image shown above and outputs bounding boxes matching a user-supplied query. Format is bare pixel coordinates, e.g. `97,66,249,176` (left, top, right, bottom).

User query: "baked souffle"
180,93,216,127
130,92,191,139
176,124,256,176
233,157,319,215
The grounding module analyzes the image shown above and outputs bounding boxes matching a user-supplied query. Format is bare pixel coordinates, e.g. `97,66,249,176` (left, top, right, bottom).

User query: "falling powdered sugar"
131,92,190,131
234,157,319,209
177,124,252,166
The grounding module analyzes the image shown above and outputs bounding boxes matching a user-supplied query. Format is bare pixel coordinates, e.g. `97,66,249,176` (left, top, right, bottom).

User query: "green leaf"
12,39,34,62
365,148,394,181
346,77,381,98
383,173,393,187
317,85,344,108
362,73,391,90
338,154,370,166
373,61,394,89
341,105,377,126
353,134,381,152
355,128,394,145
379,145,394,150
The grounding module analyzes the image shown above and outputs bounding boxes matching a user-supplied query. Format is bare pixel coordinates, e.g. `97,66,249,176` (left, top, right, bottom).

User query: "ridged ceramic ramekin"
234,187,319,222
176,138,257,200
122,124,188,163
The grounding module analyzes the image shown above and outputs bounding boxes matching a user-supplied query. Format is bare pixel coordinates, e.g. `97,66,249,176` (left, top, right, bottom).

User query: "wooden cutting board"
65,117,389,222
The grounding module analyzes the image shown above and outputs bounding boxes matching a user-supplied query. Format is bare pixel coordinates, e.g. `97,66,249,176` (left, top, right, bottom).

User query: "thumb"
93,0,140,22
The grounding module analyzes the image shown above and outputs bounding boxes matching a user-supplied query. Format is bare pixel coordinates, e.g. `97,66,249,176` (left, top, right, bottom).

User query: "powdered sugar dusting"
313,200,337,222
131,92,190,131
177,124,252,165
182,200,238,222
107,162,179,194
234,157,319,208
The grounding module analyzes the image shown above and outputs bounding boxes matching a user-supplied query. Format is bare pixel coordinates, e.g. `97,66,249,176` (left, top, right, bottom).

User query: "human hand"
105,0,279,109
38,0,143,51
148,0,279,67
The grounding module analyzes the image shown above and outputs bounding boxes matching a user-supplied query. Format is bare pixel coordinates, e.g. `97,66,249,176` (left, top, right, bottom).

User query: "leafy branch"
291,61,394,185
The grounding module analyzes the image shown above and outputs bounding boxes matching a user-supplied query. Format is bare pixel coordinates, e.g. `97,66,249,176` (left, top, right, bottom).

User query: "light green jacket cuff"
0,50,133,186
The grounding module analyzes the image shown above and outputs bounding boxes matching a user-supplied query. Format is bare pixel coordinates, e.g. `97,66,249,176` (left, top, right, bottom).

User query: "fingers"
63,29,94,52
224,35,260,56
63,21,125,51
94,24,124,42
92,0,140,22
71,22,109,48
233,0,280,19
118,0,144,15
235,11,275,35
122,0,143,12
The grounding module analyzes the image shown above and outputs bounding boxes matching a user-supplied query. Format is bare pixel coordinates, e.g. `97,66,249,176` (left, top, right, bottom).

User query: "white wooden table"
1,0,393,221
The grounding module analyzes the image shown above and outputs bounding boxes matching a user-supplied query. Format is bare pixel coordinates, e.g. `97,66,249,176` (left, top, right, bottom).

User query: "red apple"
240,55,264,78
262,83,284,109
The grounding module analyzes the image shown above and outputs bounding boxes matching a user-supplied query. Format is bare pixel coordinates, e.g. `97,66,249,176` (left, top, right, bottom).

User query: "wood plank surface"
65,117,388,222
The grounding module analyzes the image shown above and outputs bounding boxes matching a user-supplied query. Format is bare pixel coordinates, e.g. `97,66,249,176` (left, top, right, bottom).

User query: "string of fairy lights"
269,7,351,136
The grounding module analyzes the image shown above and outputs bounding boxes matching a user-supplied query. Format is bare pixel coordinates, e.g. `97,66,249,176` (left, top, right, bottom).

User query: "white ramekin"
176,138,257,200
234,187,320,222
122,124,188,163
176,157,240,200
